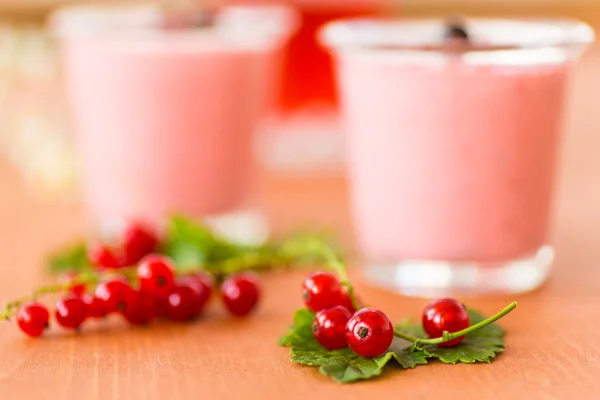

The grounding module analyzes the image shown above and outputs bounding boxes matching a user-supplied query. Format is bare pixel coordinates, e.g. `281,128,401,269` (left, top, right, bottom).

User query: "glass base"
362,245,554,298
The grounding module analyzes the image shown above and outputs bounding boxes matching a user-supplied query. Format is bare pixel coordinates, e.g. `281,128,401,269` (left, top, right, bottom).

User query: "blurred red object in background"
277,3,381,112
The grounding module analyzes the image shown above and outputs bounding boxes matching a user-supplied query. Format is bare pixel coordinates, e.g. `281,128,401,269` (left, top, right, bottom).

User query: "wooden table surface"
3,7,600,400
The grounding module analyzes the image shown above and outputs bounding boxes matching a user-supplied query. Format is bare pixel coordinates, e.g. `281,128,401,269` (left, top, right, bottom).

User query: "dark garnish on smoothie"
160,7,217,30
444,19,469,41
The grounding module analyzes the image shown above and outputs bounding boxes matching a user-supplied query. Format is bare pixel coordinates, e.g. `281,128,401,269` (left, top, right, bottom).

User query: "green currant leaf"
386,337,429,368
47,242,92,274
395,310,506,365
280,308,428,383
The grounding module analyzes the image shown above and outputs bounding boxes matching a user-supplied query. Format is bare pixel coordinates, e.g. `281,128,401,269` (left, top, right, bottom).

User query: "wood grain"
2,5,600,400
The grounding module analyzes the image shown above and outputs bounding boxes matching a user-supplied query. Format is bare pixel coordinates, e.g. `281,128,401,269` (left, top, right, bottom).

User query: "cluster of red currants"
304,272,471,357
14,223,261,338
87,222,160,269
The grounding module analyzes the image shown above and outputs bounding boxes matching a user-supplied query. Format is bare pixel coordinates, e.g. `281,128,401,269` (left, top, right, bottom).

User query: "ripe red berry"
340,287,363,313
422,298,470,347
88,244,121,269
122,290,157,326
178,274,212,315
221,273,260,317
94,279,135,314
68,283,86,298
81,293,106,319
137,254,175,298
345,308,394,357
122,222,158,265
55,296,87,330
302,272,343,312
312,306,352,350
164,285,200,322
17,302,49,338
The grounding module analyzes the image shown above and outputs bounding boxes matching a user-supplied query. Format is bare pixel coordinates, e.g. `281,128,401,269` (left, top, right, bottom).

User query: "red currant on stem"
422,298,470,347
164,284,201,322
394,302,518,348
312,306,352,350
137,254,175,298
346,308,394,357
88,243,121,269
16,302,49,338
178,273,213,314
221,273,260,317
122,290,158,326
302,272,343,312
55,296,87,330
122,222,159,265
94,278,135,314
82,293,106,319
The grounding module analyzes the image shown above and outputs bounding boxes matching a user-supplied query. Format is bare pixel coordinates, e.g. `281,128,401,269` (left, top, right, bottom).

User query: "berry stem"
0,275,100,320
287,237,361,311
393,302,518,346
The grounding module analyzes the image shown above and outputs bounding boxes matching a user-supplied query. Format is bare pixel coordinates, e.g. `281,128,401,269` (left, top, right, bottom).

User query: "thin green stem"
394,302,518,346
307,239,361,311
0,275,101,320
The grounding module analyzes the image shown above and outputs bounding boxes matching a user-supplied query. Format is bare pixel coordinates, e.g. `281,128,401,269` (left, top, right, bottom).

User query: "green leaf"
47,242,92,274
386,337,429,368
395,310,506,364
161,215,271,274
279,308,428,383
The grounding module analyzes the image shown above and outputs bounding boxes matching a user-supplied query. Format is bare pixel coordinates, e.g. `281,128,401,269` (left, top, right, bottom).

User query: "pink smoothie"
53,5,294,228
338,56,568,262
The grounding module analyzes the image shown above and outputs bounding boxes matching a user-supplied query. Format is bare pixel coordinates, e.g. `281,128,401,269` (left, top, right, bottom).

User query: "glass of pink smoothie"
321,18,594,296
49,3,296,237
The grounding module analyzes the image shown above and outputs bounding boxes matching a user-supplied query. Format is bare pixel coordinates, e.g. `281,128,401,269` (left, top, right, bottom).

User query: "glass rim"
49,3,298,42
320,17,595,53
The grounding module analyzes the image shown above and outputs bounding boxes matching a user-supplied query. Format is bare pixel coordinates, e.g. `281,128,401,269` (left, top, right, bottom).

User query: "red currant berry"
82,293,106,319
345,308,393,357
122,290,157,326
164,285,200,322
94,279,135,314
221,273,260,317
137,254,175,298
122,222,159,265
302,272,343,312
312,306,352,350
178,274,212,315
55,296,87,330
340,288,363,313
68,283,86,298
17,302,49,338
88,244,121,269
422,298,470,347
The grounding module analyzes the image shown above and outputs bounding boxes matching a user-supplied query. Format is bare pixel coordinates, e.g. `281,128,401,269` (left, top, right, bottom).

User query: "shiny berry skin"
17,302,49,338
122,222,159,265
164,285,200,322
68,283,86,298
137,254,175,298
88,244,121,269
221,273,260,317
82,293,106,319
55,296,87,330
94,279,135,314
302,272,343,312
312,306,352,350
178,274,212,315
422,299,470,347
122,290,157,326
345,308,394,357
